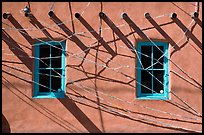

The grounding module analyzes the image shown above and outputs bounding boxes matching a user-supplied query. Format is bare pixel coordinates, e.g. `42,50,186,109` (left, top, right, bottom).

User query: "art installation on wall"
2,2,202,133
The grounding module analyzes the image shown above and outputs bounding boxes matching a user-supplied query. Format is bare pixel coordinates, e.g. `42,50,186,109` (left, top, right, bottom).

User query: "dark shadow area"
68,90,201,125
2,66,201,133
94,6,105,131
194,18,202,28
2,30,33,72
144,13,179,50
28,14,54,40
171,17,202,50
66,65,135,88
2,9,201,134
48,11,89,53
75,13,116,57
2,114,11,133
99,12,135,52
68,2,75,33
2,76,82,133
122,13,149,41
58,96,102,133
5,14,35,45
106,19,174,46
66,90,201,133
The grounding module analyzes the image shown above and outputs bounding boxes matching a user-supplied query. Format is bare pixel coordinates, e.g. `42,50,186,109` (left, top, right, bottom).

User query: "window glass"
39,69,50,92
141,46,151,69
39,45,50,68
51,45,62,68
153,46,163,69
34,41,66,98
51,69,62,92
141,70,152,94
153,70,164,93
137,41,168,100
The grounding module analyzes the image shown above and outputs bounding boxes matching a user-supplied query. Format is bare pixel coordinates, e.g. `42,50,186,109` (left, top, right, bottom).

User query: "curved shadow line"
2,76,81,132
68,91,201,125
2,82,74,132
67,91,200,133
2,30,33,72
58,96,102,133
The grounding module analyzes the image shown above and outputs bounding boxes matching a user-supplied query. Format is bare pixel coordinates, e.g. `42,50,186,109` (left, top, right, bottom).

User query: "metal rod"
170,13,177,19
3,12,11,19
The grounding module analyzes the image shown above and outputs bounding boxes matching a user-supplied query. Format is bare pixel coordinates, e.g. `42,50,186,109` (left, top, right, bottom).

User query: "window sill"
136,96,169,100
33,92,65,98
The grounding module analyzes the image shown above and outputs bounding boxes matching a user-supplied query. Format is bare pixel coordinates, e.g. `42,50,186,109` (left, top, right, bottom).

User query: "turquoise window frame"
33,41,66,98
136,41,169,100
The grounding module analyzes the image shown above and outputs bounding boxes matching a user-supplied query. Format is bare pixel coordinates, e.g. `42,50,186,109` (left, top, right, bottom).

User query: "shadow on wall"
2,30,33,72
58,96,102,133
2,8,202,133
2,11,201,93
2,114,11,133
2,73,201,133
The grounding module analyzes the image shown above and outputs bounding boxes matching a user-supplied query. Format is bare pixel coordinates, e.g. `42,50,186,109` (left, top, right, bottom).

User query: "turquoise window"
33,41,66,98
137,41,169,100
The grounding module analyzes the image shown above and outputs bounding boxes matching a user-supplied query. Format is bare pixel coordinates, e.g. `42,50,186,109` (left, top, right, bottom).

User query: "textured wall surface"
2,2,202,133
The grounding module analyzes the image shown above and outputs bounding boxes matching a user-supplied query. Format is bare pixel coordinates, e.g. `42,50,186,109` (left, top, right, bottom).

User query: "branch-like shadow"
66,65,135,88
28,14,54,40
171,17,202,50
75,13,117,57
5,14,35,45
48,11,89,53
99,12,135,52
66,90,201,133
122,13,150,41
68,2,75,33
144,13,179,50
2,30,33,72
68,90,201,125
58,96,102,133
2,76,82,133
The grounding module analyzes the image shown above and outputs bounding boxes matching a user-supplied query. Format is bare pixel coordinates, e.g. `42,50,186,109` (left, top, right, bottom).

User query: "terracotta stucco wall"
2,2,202,133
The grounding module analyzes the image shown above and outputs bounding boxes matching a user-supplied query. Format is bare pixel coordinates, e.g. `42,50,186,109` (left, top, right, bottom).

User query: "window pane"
51,69,62,92
51,58,61,68
153,70,164,93
141,70,152,94
39,45,50,68
39,69,50,92
51,45,62,68
141,46,152,69
153,46,164,69
51,45,62,57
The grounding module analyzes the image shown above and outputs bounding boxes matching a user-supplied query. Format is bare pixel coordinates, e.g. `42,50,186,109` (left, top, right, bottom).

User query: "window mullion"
50,45,52,92
151,45,153,94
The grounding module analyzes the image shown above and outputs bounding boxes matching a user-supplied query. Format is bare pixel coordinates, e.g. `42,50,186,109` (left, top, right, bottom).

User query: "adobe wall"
2,2,202,133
